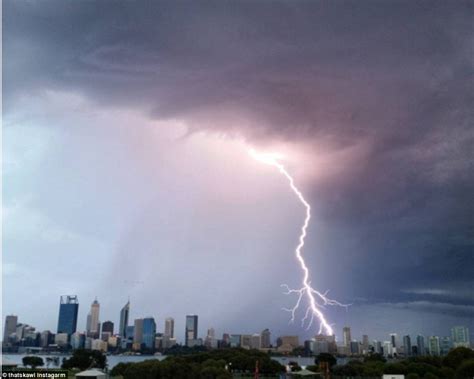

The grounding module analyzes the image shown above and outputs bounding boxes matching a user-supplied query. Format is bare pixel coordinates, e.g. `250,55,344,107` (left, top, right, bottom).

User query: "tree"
424,373,439,379
444,347,474,369
406,374,420,379
455,359,474,379
383,362,407,375
22,356,44,369
315,353,337,368
364,353,386,363
62,349,107,370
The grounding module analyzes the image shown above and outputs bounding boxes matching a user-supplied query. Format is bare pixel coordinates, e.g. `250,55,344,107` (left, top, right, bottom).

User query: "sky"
2,0,473,343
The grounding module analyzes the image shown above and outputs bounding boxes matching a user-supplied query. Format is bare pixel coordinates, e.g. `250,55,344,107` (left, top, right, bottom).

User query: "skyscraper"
343,327,351,347
390,333,398,349
185,315,198,347
57,295,79,335
416,335,426,356
102,321,114,334
119,300,130,338
362,334,369,352
261,328,271,348
3,315,18,341
403,335,412,356
428,336,440,356
164,317,174,338
87,298,100,338
134,319,144,345
451,326,470,348
142,317,156,350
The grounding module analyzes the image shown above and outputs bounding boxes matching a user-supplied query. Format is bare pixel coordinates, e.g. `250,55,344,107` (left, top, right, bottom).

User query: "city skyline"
3,0,473,344
3,295,472,347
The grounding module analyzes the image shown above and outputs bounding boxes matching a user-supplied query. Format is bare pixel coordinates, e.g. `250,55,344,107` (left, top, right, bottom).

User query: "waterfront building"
417,335,426,355
87,299,100,338
230,334,241,347
57,295,79,335
343,327,351,347
119,300,130,338
440,336,452,355
55,333,69,347
3,315,18,342
133,319,144,346
428,336,440,356
142,317,156,350
164,317,174,338
185,315,198,347
71,332,85,350
250,334,261,349
261,328,271,348
451,326,470,348
403,335,412,357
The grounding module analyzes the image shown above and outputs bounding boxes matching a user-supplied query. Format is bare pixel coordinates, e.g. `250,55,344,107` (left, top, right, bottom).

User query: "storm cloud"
3,0,473,341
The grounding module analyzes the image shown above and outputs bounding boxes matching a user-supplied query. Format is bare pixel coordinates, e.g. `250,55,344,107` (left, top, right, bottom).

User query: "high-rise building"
350,341,360,355
87,299,100,338
403,335,412,357
134,319,144,345
3,315,18,341
428,336,440,356
440,336,452,355
416,335,426,356
390,333,398,349
241,335,252,349
230,334,241,347
102,321,114,334
185,315,198,347
261,329,271,348
343,327,351,347
57,295,79,335
101,321,114,341
71,332,85,350
119,300,130,338
383,341,393,357
362,334,369,353
373,340,382,355
250,334,261,349
40,331,53,348
164,317,174,338
142,317,156,350
451,326,470,348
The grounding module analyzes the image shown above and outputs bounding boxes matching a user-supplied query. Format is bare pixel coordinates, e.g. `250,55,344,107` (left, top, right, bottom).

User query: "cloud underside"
3,0,474,324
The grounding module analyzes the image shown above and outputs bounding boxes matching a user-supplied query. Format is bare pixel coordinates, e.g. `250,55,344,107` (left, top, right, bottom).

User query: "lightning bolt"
249,149,348,336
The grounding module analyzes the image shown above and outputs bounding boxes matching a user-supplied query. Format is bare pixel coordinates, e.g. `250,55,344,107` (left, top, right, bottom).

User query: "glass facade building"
142,317,156,349
185,315,198,347
57,295,79,335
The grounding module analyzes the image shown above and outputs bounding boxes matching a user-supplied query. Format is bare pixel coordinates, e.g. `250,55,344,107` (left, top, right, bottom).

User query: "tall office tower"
119,300,130,338
87,299,100,338
164,317,174,338
102,321,114,334
429,336,440,356
57,295,79,335
416,335,426,356
185,315,198,347
451,326,470,348
390,333,398,349
3,315,18,341
343,327,351,347
440,336,452,355
403,335,412,356
362,334,369,352
142,317,156,350
250,334,261,349
373,340,382,355
261,328,271,348
134,319,144,345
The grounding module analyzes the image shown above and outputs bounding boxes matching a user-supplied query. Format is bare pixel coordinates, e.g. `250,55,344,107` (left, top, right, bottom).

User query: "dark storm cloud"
4,0,473,326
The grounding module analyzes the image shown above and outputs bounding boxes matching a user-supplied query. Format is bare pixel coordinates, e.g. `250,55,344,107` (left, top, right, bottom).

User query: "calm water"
2,354,318,369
